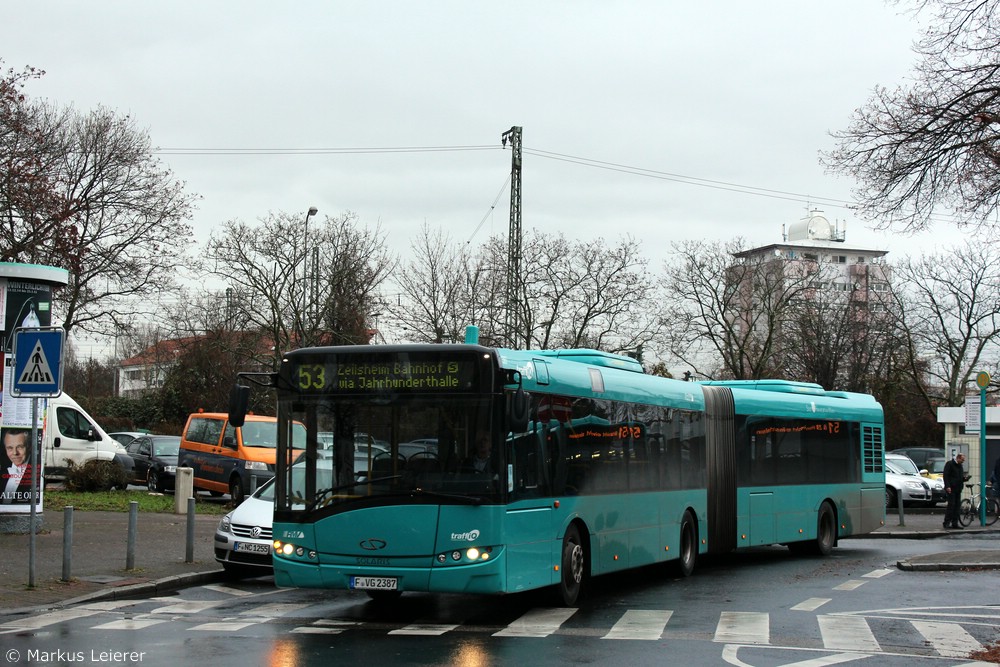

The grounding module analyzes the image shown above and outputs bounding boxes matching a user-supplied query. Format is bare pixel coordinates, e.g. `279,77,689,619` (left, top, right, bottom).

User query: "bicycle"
958,483,1000,527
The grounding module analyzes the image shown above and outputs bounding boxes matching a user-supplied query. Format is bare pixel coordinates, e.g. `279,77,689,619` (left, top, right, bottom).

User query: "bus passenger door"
748,492,776,546
504,425,557,592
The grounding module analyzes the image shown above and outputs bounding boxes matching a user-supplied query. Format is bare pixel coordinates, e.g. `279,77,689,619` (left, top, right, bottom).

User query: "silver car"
885,453,933,508
214,477,274,577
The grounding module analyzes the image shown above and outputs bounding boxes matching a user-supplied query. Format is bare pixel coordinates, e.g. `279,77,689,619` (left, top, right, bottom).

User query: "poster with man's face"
0,426,43,509
1,278,53,353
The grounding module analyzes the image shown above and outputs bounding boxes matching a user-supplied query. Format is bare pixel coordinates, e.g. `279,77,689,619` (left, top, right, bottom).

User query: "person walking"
942,453,967,529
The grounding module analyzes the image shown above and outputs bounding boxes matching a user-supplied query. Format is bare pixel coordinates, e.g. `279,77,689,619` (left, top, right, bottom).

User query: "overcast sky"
4,2,952,352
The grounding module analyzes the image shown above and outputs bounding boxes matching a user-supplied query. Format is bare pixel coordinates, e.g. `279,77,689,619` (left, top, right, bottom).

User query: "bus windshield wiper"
305,475,403,510
411,488,486,505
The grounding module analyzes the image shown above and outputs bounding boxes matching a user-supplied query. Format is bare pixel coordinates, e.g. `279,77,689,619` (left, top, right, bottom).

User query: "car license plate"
350,576,397,591
234,542,271,555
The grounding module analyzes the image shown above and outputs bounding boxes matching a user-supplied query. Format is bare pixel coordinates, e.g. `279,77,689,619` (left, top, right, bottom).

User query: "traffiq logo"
450,529,480,542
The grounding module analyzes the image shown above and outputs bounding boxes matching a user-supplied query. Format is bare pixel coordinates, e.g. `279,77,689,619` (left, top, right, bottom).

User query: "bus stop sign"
11,327,65,397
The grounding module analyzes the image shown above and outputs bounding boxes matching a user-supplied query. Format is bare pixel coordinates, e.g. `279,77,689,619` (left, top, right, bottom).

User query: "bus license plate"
234,542,270,554
350,576,398,591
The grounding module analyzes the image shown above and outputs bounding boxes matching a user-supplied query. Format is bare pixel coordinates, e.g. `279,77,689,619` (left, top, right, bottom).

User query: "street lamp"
301,206,318,340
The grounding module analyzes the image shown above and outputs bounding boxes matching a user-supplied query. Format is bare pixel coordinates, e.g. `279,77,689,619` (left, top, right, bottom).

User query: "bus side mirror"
508,388,530,434
228,384,250,428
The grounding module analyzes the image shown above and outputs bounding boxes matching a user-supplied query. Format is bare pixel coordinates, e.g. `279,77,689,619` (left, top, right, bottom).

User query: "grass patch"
43,489,231,516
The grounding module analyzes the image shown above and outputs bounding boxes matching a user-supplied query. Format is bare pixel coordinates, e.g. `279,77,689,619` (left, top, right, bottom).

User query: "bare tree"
659,239,816,380
205,210,395,360
782,282,903,393
0,62,71,262
522,231,657,354
1,74,197,336
891,240,1000,409
392,228,656,354
393,224,463,343
823,0,1000,232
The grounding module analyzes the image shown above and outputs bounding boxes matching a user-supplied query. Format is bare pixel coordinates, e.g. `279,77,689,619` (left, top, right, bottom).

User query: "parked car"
890,447,945,471
398,438,438,459
885,453,933,508
108,431,149,447
126,435,180,492
920,456,948,504
215,476,275,578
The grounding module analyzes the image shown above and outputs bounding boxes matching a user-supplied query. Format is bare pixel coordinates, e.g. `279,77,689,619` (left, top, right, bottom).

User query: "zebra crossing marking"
92,618,170,630
817,615,880,652
148,599,227,614
911,620,983,658
602,610,673,640
791,598,831,612
493,608,578,637
389,623,460,635
832,580,866,591
0,608,104,631
10,585,995,659
238,603,311,617
714,611,769,645
204,584,258,596
290,619,357,634
862,568,893,579
190,619,261,632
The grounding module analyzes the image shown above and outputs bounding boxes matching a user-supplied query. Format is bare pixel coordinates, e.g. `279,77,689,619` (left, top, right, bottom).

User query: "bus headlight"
272,540,317,560
438,546,495,564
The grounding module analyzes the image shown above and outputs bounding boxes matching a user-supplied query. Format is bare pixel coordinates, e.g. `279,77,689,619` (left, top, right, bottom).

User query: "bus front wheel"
558,524,586,606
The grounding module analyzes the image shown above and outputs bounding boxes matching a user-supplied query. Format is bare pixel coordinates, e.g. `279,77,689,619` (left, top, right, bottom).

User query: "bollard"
175,467,194,515
126,501,138,570
62,506,74,582
896,496,905,526
185,497,195,563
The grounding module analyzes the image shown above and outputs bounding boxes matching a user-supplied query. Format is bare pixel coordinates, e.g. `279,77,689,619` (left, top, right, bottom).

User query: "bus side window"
511,428,549,499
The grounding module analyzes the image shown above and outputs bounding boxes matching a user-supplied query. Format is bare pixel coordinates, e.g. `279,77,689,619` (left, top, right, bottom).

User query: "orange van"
178,412,305,504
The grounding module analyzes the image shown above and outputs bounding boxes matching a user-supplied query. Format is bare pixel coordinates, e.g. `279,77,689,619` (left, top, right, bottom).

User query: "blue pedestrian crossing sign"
11,327,65,397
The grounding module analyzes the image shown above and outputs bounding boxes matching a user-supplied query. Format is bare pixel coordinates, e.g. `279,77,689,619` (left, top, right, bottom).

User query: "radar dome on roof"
786,211,836,241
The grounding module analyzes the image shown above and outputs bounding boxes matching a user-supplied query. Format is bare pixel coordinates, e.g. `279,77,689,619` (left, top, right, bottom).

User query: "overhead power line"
153,141,961,225
155,145,500,155
467,174,511,244
523,148,851,210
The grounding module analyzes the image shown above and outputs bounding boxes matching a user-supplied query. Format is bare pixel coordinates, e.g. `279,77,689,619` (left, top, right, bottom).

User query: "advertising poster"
0,276,51,513
2,277,53,353
0,425,43,510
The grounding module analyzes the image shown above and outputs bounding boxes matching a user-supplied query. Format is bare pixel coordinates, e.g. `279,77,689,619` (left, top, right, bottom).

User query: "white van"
41,394,132,481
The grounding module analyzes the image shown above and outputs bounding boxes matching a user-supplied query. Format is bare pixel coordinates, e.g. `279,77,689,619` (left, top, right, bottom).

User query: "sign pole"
29,398,38,587
976,372,990,526
11,326,65,589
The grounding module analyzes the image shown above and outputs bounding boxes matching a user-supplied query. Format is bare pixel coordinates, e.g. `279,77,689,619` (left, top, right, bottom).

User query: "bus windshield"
278,394,500,511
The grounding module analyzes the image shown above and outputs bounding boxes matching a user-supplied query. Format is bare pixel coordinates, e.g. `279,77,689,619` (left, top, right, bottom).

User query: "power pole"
502,126,523,349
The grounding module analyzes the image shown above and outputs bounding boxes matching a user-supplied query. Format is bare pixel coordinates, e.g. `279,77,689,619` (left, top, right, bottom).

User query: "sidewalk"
0,508,226,616
0,505,998,618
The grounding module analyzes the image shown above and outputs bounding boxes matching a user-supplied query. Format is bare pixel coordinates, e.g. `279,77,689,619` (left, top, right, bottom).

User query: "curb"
0,570,226,618
898,560,1000,572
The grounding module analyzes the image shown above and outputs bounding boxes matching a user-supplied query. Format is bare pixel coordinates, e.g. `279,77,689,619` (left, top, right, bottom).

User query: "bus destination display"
290,358,479,393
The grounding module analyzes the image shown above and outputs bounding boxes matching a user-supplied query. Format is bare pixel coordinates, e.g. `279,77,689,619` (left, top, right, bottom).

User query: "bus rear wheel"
674,511,698,577
790,502,836,556
813,503,836,556
558,524,586,606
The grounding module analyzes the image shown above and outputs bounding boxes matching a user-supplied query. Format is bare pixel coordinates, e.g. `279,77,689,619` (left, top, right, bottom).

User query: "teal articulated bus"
235,328,885,606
